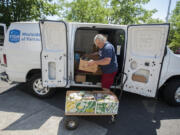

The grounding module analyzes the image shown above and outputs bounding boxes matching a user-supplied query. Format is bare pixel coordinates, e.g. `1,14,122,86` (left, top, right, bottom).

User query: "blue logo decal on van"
9,29,20,43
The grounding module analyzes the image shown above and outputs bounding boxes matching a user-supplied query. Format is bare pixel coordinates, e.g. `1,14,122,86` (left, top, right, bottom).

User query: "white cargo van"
1,21,180,106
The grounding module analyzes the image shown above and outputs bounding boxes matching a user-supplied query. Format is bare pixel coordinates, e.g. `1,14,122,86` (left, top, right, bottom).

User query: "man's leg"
101,72,117,91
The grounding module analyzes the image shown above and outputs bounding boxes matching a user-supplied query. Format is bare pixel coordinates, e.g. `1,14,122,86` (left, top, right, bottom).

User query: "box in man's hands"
79,59,98,73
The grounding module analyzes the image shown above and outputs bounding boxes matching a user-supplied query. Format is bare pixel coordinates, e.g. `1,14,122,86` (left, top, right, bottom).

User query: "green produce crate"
65,91,119,115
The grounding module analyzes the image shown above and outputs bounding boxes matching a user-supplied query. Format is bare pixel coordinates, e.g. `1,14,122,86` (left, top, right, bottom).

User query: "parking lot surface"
0,82,180,135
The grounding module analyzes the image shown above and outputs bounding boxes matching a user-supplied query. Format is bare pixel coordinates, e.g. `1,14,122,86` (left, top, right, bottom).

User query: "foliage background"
168,1,180,51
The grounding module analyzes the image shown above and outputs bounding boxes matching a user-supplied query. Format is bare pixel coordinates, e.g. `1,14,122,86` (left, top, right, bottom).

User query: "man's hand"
88,60,96,66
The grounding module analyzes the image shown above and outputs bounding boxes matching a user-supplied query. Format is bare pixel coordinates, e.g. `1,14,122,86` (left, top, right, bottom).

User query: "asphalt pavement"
0,81,180,135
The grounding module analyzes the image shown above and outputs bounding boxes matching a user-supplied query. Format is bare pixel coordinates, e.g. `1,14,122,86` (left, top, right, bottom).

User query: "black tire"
27,74,55,98
163,80,180,106
64,116,79,130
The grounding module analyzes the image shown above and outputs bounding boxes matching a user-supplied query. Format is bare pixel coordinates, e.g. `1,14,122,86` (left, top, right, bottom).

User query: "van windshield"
0,26,4,46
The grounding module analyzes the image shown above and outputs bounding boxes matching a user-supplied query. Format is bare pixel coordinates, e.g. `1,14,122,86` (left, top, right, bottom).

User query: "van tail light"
3,54,7,66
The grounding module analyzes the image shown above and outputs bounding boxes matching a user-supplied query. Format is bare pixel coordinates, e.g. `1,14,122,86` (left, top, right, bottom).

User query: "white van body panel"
123,24,169,97
4,22,41,82
40,21,68,87
159,47,180,87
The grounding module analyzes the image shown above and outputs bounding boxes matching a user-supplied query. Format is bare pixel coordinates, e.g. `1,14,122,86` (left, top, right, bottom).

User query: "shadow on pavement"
0,83,180,135
0,84,107,135
0,84,62,130
42,85,180,135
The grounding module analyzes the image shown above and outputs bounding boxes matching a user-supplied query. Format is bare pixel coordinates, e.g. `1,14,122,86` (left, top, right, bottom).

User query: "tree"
146,18,164,24
168,1,180,51
60,0,111,23
0,0,60,26
109,0,157,24
60,0,157,25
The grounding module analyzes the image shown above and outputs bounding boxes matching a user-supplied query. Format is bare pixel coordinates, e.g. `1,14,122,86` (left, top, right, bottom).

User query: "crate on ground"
65,91,96,114
96,91,119,114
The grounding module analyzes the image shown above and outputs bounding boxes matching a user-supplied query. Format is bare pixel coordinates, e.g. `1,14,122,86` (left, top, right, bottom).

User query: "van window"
0,26,5,46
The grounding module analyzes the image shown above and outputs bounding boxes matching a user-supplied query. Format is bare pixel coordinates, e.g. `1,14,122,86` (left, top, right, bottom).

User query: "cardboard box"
96,99,119,114
75,74,86,82
95,91,119,114
79,59,98,73
65,91,96,114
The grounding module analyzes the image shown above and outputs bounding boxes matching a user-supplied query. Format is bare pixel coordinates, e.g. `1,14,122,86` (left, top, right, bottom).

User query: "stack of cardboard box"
75,54,102,83
75,74,86,83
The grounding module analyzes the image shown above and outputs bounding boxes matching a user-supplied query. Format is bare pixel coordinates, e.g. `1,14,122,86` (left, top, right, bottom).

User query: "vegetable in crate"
66,91,96,113
96,93,119,114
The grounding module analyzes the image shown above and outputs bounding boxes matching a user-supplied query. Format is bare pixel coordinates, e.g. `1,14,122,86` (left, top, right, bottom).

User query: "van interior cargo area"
74,28,125,86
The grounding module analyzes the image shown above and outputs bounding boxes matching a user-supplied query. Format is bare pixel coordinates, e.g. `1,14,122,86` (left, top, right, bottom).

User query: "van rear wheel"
28,74,55,98
163,80,180,106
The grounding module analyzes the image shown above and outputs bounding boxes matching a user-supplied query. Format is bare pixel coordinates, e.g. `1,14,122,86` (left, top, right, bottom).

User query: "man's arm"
88,57,111,66
95,57,111,65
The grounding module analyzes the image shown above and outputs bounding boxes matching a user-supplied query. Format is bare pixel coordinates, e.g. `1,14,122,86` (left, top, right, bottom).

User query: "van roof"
10,21,127,30
69,21,126,26
12,21,38,24
11,21,127,26
68,22,127,29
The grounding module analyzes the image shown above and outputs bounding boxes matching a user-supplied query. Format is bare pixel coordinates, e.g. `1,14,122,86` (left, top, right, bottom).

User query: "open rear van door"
39,21,68,87
0,23,6,70
123,24,169,97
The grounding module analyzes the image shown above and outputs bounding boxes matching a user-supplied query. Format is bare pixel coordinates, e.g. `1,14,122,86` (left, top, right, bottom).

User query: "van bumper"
0,72,9,82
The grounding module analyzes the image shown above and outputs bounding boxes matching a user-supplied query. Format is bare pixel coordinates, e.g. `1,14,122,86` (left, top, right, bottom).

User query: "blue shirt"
99,42,118,73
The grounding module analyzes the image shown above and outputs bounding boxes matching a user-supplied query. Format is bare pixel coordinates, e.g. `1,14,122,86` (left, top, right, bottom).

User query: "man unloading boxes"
88,34,118,92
